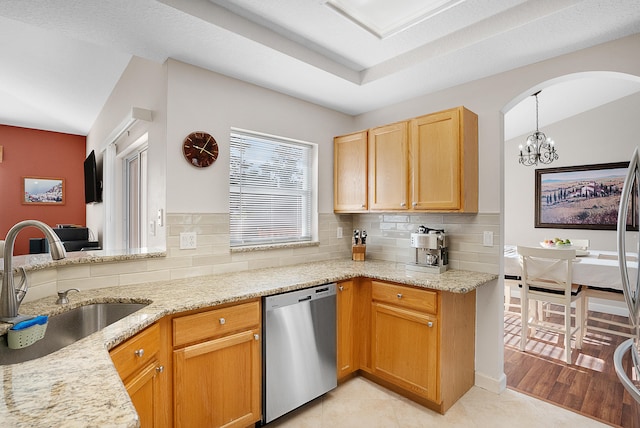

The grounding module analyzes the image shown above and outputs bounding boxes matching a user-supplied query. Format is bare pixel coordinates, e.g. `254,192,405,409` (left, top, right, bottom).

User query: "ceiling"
1,0,640,136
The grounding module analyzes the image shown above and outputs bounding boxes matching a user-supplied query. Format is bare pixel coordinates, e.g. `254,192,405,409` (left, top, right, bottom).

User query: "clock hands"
192,144,216,157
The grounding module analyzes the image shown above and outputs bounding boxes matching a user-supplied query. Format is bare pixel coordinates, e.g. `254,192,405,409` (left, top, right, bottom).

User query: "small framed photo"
22,177,65,205
535,162,636,230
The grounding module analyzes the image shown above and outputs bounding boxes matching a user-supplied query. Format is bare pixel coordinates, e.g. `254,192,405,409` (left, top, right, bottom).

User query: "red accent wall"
0,125,86,255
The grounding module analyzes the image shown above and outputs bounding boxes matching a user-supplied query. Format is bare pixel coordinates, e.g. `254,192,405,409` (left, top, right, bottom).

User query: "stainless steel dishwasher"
263,283,337,424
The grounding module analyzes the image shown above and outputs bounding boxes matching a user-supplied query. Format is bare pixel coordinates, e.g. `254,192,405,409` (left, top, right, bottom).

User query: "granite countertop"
0,259,497,427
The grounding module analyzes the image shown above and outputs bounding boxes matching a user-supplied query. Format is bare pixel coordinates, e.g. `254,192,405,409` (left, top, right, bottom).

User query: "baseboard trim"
474,371,507,394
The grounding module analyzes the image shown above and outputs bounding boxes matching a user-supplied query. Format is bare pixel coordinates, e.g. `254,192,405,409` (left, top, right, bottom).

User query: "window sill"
230,241,320,253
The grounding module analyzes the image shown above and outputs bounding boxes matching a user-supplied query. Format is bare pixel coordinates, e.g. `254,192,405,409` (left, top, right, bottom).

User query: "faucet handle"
56,288,80,305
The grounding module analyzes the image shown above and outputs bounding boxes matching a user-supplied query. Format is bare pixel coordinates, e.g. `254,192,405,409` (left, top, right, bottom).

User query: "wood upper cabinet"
368,122,409,210
110,320,171,427
333,106,478,213
334,131,368,212
337,280,355,380
410,107,478,212
172,300,261,428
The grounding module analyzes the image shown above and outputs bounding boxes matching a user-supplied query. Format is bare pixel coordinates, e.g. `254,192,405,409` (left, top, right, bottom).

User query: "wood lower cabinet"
172,300,261,428
367,281,475,414
110,320,171,427
337,280,355,380
334,131,368,212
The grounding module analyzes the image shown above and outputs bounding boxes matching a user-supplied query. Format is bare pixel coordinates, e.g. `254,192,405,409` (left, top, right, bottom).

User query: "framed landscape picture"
535,162,637,230
22,177,65,205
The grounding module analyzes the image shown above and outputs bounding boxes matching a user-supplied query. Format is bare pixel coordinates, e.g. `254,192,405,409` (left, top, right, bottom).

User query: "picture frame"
535,162,637,230
22,177,65,205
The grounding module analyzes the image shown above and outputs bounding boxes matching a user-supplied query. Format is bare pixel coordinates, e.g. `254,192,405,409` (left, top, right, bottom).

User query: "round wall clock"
182,131,219,168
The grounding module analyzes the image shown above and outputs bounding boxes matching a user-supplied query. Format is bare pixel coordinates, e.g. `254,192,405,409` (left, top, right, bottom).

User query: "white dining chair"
517,245,584,364
569,239,590,250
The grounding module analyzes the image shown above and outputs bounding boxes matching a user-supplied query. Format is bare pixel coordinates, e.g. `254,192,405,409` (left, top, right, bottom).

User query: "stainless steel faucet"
1,220,66,322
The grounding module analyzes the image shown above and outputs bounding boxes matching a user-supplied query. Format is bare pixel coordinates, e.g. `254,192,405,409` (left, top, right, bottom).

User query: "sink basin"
0,302,148,365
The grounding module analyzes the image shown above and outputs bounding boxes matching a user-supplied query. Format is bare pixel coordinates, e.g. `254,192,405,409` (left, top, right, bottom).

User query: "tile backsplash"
26,211,499,302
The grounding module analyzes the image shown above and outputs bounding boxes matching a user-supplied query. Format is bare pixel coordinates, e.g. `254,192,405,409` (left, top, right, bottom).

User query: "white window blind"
230,130,313,247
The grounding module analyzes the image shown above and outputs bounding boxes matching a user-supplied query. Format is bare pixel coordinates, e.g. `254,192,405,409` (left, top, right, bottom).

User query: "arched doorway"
500,70,640,425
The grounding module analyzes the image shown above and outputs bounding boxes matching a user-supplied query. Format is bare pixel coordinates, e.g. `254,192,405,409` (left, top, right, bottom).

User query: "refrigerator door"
614,147,640,402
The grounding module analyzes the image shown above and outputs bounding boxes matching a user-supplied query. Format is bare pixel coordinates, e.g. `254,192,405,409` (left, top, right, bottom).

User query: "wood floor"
504,302,640,427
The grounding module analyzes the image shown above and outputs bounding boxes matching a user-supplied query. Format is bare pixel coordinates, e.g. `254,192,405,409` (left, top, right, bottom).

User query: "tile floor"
267,376,608,427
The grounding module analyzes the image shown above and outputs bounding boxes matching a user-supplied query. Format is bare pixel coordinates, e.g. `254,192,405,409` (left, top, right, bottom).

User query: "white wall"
505,91,640,251
164,59,355,215
86,56,168,250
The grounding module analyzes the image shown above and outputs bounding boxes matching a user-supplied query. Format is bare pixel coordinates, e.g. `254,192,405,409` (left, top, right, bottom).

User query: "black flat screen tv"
84,150,102,203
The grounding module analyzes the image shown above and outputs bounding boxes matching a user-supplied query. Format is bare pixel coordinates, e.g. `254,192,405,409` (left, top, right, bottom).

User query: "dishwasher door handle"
298,295,312,302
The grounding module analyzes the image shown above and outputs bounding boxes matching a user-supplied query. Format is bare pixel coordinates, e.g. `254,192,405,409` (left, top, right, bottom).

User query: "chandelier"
519,90,557,166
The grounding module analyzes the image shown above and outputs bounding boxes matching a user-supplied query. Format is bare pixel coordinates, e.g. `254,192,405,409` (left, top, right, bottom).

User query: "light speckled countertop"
0,258,496,427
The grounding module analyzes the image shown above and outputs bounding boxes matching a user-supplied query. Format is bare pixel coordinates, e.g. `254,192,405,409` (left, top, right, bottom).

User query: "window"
230,129,316,247
123,146,148,249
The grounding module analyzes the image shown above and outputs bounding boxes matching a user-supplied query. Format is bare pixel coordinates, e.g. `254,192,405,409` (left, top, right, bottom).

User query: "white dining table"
504,244,638,292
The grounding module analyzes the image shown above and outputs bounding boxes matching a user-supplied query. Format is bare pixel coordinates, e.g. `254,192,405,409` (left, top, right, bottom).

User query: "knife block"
352,244,366,261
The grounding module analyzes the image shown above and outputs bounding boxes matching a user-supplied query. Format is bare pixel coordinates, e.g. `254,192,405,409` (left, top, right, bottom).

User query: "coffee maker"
406,226,448,273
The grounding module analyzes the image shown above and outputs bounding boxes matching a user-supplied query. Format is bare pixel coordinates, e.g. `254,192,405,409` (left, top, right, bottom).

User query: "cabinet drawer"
371,281,437,314
173,300,260,347
110,323,160,381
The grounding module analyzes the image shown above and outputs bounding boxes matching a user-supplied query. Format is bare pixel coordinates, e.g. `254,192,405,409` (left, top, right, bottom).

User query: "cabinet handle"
134,349,144,357
400,202,406,207
254,334,260,341
427,322,433,328
397,293,403,299
156,365,164,373
339,285,344,291
412,202,417,207
219,318,226,325
361,204,366,208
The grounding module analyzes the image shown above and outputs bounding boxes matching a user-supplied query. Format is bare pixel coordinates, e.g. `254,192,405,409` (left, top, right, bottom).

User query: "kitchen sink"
0,302,148,365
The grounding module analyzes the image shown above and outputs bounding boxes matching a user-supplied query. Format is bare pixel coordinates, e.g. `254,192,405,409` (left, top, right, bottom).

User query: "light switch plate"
180,232,197,249
483,231,493,247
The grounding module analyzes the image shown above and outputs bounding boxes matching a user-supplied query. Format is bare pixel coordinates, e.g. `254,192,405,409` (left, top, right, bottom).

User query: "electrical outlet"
337,227,343,238
180,232,197,249
483,231,493,247
149,220,156,237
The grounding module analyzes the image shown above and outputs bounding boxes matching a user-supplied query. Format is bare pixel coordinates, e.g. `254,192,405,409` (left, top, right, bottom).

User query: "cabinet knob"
254,334,260,341
134,349,144,357
397,293,403,299
156,365,164,373
412,202,417,207
400,202,406,207
339,285,344,291
427,322,433,328
219,318,226,325
361,204,366,208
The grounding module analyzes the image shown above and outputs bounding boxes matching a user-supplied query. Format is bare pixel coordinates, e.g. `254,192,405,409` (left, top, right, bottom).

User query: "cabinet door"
369,122,409,210
337,280,355,380
410,107,478,212
334,131,368,212
173,328,261,428
410,109,461,210
371,302,438,402
125,360,165,428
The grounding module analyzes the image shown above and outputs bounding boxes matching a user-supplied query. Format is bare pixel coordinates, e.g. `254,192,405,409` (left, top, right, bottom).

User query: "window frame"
229,128,318,248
